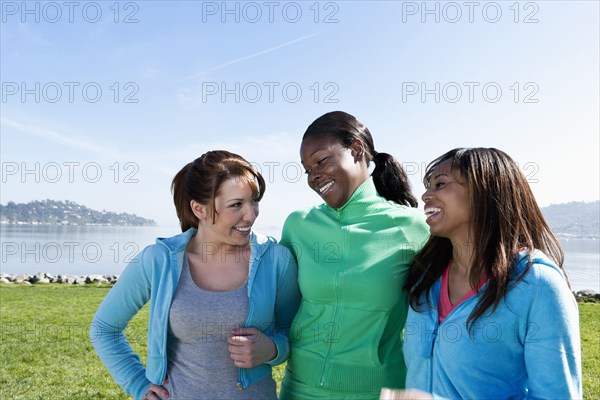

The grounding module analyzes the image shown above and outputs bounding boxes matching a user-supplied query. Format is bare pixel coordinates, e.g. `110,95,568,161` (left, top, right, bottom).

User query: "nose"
244,202,258,222
422,188,432,204
308,166,320,187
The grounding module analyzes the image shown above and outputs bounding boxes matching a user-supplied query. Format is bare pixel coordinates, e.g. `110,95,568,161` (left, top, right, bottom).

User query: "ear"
190,200,208,221
349,140,365,162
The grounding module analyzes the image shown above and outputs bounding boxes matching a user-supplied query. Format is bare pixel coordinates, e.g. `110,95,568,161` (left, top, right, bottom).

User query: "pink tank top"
438,261,488,324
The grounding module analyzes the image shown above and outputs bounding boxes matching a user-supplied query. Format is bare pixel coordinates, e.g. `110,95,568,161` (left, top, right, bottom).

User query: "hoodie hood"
513,249,565,280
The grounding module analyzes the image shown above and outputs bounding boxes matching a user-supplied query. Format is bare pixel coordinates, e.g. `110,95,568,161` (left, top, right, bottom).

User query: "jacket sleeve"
524,264,582,399
266,245,301,366
90,247,153,400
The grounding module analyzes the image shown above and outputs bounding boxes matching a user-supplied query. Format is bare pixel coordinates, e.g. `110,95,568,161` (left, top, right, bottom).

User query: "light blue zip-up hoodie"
90,228,300,400
403,250,582,399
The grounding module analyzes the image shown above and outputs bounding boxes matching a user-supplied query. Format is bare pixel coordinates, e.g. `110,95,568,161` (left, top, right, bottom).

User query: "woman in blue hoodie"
90,151,300,400
392,148,581,399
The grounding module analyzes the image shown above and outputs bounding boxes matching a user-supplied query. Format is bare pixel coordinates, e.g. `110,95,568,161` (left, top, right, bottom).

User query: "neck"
348,174,370,197
450,235,473,275
188,231,249,260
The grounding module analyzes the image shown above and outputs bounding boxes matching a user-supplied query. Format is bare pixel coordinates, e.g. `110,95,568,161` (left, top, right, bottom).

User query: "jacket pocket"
290,299,389,368
334,307,388,367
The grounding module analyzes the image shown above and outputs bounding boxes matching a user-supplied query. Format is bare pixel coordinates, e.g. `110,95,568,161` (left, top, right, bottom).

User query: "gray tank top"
165,255,277,400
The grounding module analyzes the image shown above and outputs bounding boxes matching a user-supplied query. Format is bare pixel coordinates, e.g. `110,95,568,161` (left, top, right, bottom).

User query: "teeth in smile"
235,226,251,232
424,207,441,217
318,181,333,194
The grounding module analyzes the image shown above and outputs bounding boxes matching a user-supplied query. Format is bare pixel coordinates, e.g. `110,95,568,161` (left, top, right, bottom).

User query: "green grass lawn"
1,284,598,399
580,301,600,398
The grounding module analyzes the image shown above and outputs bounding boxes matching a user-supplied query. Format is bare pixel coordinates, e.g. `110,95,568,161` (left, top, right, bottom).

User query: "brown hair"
171,150,266,231
404,148,566,330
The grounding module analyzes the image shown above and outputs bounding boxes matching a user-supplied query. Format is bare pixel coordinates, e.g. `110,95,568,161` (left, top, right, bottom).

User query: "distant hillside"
0,200,156,226
542,201,599,239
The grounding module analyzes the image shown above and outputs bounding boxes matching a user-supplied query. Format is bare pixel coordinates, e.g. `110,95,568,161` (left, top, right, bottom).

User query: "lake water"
1,225,598,292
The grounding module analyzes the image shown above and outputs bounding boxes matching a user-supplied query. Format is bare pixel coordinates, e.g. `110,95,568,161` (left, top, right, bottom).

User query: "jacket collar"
156,227,274,260
325,177,388,222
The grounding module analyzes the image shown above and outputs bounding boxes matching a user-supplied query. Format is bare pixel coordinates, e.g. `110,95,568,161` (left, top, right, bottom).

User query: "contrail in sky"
172,31,321,85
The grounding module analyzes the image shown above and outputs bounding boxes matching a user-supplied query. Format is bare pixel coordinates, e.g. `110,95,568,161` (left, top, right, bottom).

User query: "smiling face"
193,177,259,247
422,159,471,243
300,135,369,209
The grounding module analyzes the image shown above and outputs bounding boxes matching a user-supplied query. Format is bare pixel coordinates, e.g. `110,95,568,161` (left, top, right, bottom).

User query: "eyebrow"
433,173,449,180
301,147,327,165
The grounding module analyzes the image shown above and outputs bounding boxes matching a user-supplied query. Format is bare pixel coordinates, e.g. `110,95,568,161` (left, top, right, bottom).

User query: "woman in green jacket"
279,111,430,399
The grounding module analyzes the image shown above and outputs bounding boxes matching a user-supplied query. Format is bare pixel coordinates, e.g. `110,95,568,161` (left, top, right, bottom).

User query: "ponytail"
304,111,419,208
171,163,199,232
372,152,418,207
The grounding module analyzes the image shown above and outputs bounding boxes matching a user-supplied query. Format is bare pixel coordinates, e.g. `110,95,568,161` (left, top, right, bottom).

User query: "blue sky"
1,0,599,233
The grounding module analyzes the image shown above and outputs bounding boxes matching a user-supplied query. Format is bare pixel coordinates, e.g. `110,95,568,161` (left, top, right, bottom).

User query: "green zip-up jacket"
280,178,430,395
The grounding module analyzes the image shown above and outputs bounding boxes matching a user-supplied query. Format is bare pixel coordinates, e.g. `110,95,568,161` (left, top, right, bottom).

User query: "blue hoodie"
90,228,300,400
403,250,582,399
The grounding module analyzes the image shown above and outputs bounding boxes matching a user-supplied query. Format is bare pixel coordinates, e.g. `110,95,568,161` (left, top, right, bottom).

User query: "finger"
145,390,161,400
146,385,169,400
154,385,170,399
228,343,242,355
232,358,250,368
228,335,251,345
232,327,260,336
229,351,245,362
229,351,248,364
147,392,161,400
228,343,252,357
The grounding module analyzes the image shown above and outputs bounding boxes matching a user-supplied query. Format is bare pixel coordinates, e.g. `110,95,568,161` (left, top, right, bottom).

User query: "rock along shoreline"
0,272,118,285
1,272,599,303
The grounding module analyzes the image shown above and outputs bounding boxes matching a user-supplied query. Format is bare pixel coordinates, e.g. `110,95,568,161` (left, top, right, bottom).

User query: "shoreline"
0,272,117,285
1,272,599,303
0,222,158,227
1,222,598,239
